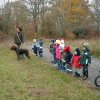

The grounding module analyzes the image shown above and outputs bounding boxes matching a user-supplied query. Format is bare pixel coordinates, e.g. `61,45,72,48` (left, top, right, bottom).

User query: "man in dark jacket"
14,27,24,48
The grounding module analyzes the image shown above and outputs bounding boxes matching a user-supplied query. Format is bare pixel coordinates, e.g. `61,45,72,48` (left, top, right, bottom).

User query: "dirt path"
27,43,100,88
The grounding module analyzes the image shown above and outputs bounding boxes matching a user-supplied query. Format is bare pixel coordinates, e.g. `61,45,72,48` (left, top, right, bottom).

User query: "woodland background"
0,0,100,40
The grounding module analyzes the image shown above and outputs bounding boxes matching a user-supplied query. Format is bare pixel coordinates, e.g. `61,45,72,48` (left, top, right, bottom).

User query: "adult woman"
14,27,24,48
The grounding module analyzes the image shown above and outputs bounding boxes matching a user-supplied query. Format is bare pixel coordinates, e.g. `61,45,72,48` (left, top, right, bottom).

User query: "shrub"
73,29,86,39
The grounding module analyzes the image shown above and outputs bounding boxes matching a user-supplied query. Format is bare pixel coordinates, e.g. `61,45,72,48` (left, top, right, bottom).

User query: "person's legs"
61,60,66,70
67,64,72,72
33,46,37,56
51,54,56,64
56,59,59,67
54,55,57,64
56,59,61,69
85,66,88,78
75,68,81,77
72,67,77,76
39,47,43,57
16,44,20,49
83,66,88,79
77,68,82,77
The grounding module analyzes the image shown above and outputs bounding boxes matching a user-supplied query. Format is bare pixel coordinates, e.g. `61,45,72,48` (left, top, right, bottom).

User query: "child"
32,39,38,56
55,40,62,69
52,42,57,64
49,39,55,54
60,38,65,51
80,43,91,80
71,48,82,77
37,39,43,57
63,46,73,71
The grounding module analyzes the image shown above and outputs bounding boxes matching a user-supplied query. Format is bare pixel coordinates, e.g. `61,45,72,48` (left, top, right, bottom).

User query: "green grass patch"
0,47,100,100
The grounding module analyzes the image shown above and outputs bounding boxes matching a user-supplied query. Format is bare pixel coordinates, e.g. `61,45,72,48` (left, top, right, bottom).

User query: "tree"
93,0,100,32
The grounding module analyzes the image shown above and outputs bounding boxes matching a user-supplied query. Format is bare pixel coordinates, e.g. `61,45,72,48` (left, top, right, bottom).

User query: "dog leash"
17,32,22,44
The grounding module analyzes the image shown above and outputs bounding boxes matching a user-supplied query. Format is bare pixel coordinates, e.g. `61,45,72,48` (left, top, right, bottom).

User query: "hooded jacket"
80,47,91,65
71,48,81,68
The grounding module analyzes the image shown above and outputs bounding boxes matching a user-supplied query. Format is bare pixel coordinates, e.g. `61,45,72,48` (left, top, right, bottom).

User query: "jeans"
61,61,66,70
53,54,57,64
56,59,62,69
83,66,88,78
37,47,43,57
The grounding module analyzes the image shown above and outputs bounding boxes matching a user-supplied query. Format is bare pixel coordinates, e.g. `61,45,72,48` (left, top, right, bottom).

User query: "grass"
0,44,100,100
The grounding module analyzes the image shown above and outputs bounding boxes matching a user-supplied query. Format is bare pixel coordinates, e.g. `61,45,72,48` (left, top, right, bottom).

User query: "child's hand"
21,43,24,46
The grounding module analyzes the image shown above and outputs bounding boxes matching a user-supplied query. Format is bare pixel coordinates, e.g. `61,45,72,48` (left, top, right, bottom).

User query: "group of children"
49,39,91,80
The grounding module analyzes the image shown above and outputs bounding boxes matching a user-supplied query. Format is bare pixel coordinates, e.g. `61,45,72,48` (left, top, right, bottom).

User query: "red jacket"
71,55,81,68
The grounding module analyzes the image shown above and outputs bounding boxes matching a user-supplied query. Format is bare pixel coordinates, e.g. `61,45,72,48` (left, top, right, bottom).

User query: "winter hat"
82,42,89,48
55,40,61,45
33,39,36,43
61,39,64,44
61,38,65,41
51,39,55,44
75,48,81,56
64,46,70,52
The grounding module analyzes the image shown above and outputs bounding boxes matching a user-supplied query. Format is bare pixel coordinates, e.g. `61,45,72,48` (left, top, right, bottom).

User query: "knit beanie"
64,46,70,53
75,48,81,56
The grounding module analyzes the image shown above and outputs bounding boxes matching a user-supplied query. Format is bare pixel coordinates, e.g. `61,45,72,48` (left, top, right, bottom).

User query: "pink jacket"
56,46,61,59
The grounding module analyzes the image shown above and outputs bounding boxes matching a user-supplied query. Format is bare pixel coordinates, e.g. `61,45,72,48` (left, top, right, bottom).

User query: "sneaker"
69,69,72,72
51,61,54,63
66,68,70,71
54,64,58,67
83,76,87,80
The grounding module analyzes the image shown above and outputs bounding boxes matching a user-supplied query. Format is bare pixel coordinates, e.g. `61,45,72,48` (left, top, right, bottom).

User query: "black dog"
10,46,31,60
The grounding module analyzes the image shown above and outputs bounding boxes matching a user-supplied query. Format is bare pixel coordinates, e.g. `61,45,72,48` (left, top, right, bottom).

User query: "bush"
92,47,100,58
73,29,86,39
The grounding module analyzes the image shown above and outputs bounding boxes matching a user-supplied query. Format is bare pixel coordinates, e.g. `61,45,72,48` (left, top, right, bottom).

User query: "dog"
10,46,31,60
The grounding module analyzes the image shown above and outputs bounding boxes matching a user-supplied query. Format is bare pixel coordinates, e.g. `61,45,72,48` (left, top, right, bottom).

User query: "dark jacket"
32,44,37,55
39,40,43,47
80,48,91,66
14,32,24,45
64,52,73,64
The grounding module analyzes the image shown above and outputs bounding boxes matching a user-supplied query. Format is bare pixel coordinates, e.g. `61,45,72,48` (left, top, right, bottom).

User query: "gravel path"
27,44,100,88
89,58,100,86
